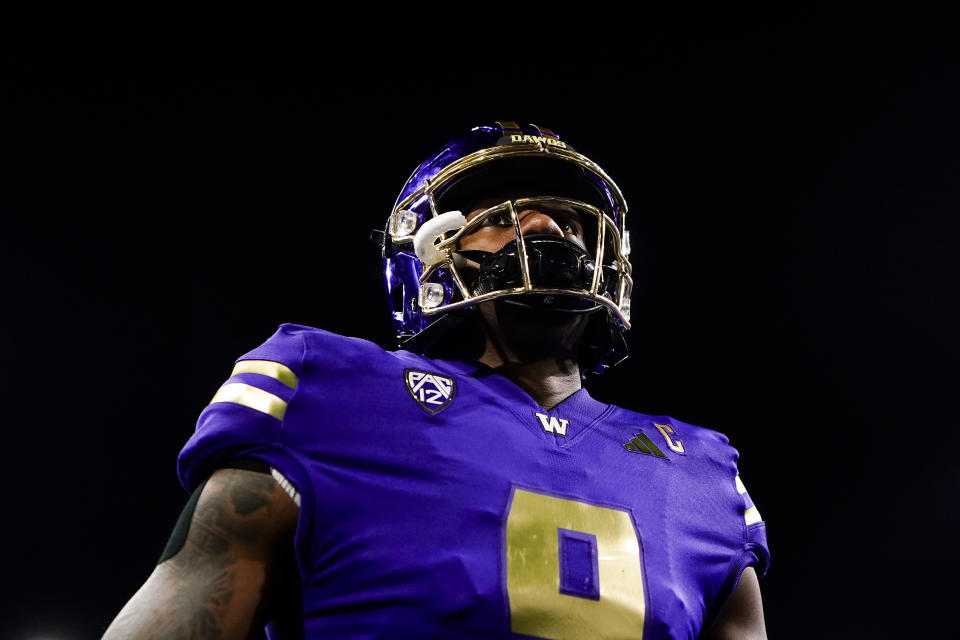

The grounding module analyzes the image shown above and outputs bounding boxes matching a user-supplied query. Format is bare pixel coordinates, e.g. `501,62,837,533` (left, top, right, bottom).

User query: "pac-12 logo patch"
404,369,455,414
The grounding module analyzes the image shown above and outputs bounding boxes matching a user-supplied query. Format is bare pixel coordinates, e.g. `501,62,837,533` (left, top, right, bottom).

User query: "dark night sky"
3,24,958,638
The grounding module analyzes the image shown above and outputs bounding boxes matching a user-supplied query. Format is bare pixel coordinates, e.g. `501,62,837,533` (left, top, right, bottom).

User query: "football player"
104,122,769,639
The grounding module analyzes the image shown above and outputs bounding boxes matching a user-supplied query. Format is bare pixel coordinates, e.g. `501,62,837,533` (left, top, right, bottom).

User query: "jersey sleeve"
671,418,771,629
705,455,771,628
735,472,771,578
176,324,310,496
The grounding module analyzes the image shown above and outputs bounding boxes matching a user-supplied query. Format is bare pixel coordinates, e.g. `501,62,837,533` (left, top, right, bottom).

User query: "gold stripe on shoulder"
744,506,763,526
735,475,748,495
231,360,298,389
210,382,288,420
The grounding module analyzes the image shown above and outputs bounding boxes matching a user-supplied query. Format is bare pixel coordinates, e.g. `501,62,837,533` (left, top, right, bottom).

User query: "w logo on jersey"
404,369,456,414
534,412,569,436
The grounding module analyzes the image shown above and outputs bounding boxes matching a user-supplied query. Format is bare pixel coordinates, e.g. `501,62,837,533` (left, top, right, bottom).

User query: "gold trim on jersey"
210,382,288,420
736,476,763,525
230,359,299,389
735,475,748,495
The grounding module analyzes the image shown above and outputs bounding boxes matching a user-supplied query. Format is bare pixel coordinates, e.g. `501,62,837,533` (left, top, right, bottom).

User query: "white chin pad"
413,210,466,265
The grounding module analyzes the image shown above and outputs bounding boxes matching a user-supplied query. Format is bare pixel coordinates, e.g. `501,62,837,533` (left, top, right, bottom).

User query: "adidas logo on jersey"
623,431,669,459
404,369,455,414
534,412,569,436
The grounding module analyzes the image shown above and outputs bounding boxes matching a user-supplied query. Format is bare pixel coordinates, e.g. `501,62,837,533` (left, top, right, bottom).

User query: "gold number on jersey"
505,489,646,640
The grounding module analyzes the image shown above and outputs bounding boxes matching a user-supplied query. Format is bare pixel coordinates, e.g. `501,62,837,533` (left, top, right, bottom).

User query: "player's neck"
473,300,588,410
477,345,582,410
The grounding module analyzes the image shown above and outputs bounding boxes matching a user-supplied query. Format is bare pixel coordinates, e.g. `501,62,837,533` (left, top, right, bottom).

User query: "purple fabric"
179,324,770,639
558,529,600,600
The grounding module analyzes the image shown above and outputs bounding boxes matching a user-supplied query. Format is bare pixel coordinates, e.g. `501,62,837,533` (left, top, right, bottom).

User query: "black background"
4,22,958,639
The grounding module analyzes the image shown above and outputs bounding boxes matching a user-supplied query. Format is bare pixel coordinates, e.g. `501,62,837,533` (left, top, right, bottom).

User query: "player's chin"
490,298,591,356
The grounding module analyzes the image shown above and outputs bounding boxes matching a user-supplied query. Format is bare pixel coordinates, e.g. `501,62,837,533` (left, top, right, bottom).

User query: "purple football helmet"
380,121,633,373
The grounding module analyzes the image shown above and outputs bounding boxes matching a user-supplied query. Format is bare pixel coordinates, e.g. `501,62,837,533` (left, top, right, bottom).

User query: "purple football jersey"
178,324,769,639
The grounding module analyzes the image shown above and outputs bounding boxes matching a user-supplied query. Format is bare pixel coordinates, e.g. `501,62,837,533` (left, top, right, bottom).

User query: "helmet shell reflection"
381,122,632,373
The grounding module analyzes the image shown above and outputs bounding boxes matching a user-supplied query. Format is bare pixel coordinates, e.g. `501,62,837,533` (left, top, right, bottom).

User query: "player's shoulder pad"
237,322,397,375
207,324,401,417
661,415,736,462
201,324,310,420
181,324,384,490
627,411,767,550
236,323,311,376
616,409,770,577
277,322,401,371
208,322,428,428
651,415,768,549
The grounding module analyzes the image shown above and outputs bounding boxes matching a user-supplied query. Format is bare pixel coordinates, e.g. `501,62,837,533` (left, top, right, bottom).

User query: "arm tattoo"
105,469,293,640
229,473,278,517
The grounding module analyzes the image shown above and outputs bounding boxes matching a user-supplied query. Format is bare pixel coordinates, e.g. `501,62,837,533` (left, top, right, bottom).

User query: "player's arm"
700,566,767,640
103,467,299,640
